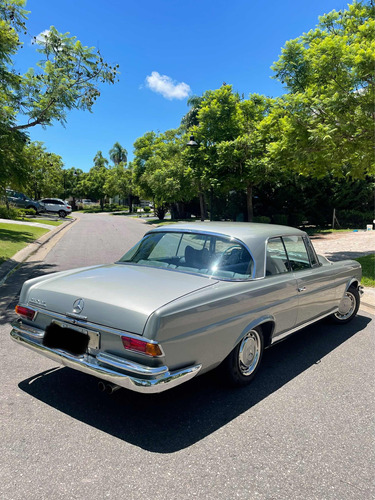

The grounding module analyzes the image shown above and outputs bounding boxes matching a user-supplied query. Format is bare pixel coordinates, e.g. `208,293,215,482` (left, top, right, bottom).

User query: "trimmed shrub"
272,214,288,226
18,208,37,217
253,216,271,224
143,206,151,213
0,204,19,219
336,210,374,229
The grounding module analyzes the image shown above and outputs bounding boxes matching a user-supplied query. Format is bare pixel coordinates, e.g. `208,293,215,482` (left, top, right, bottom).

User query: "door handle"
298,287,306,292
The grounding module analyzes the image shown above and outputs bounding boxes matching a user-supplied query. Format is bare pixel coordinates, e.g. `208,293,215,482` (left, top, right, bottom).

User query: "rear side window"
266,238,290,275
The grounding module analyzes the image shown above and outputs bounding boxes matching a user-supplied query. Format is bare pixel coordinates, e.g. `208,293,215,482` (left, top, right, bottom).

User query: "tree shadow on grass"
18,314,371,453
0,227,41,243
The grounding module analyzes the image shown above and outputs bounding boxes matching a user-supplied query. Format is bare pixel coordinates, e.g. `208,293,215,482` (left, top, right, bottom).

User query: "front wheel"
58,210,67,218
223,327,264,386
330,286,360,324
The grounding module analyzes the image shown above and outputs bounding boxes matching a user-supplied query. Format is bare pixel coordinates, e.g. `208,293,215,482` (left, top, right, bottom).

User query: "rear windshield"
119,231,254,280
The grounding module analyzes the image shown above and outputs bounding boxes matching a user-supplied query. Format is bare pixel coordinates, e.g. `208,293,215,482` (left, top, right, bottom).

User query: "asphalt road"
0,214,374,500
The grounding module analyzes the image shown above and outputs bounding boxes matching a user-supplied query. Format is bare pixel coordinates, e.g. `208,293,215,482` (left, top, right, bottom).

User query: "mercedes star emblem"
72,298,85,314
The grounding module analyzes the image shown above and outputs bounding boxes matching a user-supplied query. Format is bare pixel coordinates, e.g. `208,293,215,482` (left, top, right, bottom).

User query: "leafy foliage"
269,1,375,178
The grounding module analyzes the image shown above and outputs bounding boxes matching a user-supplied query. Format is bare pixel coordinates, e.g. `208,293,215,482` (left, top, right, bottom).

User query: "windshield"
119,231,254,280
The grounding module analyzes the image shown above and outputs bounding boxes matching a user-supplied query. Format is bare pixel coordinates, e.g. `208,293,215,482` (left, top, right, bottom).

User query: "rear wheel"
330,286,360,324
223,327,264,386
58,210,67,218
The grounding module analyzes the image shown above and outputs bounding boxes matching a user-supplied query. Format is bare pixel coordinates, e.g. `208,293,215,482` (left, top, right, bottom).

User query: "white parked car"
39,198,72,218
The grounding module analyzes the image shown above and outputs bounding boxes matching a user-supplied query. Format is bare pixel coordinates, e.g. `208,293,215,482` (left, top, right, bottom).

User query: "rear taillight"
15,305,36,321
121,336,162,357
67,205,71,209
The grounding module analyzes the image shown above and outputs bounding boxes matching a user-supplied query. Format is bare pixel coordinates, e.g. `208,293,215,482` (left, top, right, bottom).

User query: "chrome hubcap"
335,291,356,320
238,330,261,376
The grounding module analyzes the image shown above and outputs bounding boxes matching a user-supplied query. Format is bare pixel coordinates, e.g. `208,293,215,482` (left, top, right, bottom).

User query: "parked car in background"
6,189,45,214
39,198,72,218
76,199,97,210
11,222,363,395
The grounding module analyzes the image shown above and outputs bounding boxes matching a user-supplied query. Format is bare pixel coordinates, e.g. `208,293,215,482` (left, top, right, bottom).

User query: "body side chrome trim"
270,309,338,344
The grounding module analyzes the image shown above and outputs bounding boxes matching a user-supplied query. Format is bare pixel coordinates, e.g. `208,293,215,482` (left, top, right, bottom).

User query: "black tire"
58,210,67,218
330,286,360,324
223,327,264,387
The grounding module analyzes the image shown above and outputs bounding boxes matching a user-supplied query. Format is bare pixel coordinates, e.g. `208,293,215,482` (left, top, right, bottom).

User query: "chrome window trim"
264,236,292,278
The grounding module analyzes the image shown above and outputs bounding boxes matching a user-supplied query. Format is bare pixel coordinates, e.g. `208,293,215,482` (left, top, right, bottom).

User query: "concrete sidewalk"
0,217,77,285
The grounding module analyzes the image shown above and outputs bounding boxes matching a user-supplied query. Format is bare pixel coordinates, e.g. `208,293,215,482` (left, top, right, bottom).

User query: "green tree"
188,84,242,220
216,94,273,221
22,141,64,199
79,151,109,209
0,0,119,207
109,142,128,165
133,129,195,219
104,163,133,210
269,1,375,178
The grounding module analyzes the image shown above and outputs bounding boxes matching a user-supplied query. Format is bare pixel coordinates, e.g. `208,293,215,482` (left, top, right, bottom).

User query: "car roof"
149,221,305,241
148,222,307,279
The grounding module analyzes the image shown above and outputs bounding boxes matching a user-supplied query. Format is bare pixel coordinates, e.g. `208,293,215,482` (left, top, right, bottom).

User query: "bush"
253,215,271,224
336,210,374,229
18,208,37,217
272,214,288,226
0,204,19,219
143,206,151,213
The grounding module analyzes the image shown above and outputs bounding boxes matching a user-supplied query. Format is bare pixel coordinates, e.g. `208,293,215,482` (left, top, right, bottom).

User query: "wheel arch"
346,279,359,292
237,316,275,349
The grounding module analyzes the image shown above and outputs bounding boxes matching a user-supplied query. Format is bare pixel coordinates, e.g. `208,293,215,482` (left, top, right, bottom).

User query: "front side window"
119,231,254,280
282,236,311,271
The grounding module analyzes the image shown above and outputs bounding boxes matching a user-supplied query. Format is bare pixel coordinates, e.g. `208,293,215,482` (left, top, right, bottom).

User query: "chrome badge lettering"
29,297,46,307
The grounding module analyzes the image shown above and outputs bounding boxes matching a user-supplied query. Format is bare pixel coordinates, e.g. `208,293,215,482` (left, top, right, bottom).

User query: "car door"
282,235,338,327
42,199,54,212
263,237,299,340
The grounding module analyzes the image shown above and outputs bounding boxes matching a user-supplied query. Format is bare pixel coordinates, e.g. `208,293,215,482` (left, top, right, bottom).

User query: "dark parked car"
6,189,45,214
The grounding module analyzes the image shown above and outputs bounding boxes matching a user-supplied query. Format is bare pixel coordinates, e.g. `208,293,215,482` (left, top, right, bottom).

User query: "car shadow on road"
18,314,371,453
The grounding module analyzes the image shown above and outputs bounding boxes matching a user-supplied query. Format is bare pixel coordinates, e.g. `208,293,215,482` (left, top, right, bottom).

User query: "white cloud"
34,29,51,44
145,71,191,100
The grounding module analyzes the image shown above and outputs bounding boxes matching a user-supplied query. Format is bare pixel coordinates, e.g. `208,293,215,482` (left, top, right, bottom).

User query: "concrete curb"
0,217,78,285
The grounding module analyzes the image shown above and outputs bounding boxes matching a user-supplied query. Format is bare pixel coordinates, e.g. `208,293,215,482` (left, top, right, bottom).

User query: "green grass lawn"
355,254,375,287
0,223,50,265
16,218,63,226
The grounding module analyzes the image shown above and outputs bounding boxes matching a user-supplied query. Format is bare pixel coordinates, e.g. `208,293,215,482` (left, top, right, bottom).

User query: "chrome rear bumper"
10,321,201,394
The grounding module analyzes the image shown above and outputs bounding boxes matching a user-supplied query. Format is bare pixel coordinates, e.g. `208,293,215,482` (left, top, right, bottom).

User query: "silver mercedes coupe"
10,222,363,394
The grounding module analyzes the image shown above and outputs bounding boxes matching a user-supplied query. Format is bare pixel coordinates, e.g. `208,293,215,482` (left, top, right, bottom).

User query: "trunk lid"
27,264,218,334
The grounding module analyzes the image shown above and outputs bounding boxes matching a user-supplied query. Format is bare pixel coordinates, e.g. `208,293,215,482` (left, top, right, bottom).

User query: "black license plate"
43,323,89,355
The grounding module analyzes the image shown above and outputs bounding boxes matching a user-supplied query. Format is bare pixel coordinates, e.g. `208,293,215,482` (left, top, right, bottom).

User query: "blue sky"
15,0,349,172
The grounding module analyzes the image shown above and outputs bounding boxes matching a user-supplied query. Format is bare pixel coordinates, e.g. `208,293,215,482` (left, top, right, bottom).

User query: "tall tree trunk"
199,190,205,221
246,184,253,222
